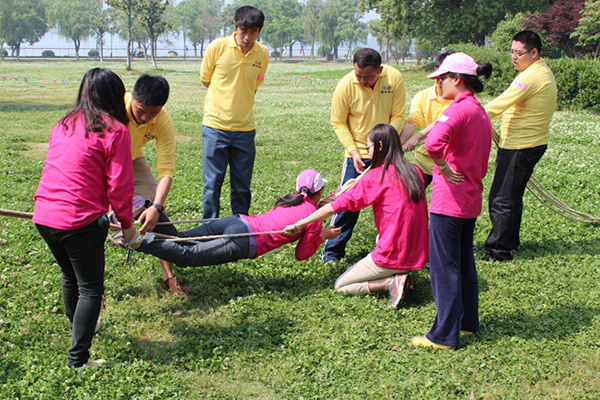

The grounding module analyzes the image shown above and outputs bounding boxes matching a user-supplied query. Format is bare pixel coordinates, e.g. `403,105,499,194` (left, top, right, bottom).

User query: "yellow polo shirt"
485,59,557,149
331,65,406,158
405,84,452,175
125,93,175,179
201,33,269,131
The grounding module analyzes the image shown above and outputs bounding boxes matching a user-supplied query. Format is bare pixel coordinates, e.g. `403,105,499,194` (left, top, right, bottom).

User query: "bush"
168,50,177,57
317,45,331,57
0,48,7,58
88,49,99,57
41,50,55,57
270,50,280,58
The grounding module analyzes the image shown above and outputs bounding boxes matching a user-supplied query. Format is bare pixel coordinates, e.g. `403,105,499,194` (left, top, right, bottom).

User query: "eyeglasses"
366,144,374,151
509,49,531,58
436,75,449,86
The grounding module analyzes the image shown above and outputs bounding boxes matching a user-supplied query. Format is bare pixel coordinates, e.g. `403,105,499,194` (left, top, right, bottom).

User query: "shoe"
94,317,101,334
460,330,474,336
482,251,513,262
72,359,107,371
386,274,409,309
411,336,456,350
161,276,192,297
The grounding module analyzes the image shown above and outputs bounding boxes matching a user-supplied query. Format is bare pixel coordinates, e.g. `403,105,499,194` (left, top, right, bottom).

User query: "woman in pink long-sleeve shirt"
284,124,430,309
411,52,492,351
33,68,136,369
129,170,340,267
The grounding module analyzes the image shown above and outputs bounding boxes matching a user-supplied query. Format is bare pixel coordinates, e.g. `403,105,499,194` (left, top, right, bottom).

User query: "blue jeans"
202,126,256,219
136,216,252,267
485,145,547,259
427,213,479,347
321,157,371,262
36,215,109,367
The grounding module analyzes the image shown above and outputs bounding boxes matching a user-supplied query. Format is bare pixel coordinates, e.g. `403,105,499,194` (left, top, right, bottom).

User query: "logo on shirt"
438,114,449,123
252,60,263,69
144,132,156,140
380,85,393,94
515,81,527,90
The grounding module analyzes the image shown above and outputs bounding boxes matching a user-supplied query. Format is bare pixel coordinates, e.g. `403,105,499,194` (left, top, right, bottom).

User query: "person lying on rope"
120,170,341,267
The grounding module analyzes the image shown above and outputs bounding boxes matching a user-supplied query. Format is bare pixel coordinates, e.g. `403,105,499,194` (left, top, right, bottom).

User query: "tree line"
1,0,599,69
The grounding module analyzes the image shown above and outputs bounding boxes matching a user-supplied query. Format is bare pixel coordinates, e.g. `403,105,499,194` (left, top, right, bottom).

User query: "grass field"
1,60,599,399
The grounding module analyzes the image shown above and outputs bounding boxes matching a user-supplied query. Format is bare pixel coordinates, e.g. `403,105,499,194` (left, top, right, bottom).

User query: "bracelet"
438,162,448,171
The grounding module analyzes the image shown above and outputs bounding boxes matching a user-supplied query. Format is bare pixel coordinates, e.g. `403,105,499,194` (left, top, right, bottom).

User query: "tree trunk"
595,42,600,59
127,11,132,70
310,39,315,61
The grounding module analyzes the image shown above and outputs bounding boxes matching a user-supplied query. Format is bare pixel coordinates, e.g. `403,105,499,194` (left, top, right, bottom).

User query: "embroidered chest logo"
144,132,155,140
380,85,393,94
252,60,262,69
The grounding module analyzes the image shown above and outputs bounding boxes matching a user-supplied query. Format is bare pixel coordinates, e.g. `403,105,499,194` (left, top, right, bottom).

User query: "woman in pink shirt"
33,68,136,370
284,124,430,308
129,170,340,266
411,52,492,350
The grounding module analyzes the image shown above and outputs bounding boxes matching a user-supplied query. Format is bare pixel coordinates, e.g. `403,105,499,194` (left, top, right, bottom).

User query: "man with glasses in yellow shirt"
483,30,557,262
322,48,406,263
200,6,269,219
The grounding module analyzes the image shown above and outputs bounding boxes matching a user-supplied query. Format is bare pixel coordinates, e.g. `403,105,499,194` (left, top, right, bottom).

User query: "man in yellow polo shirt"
322,48,406,262
200,6,269,219
126,74,191,297
400,51,454,187
483,30,557,262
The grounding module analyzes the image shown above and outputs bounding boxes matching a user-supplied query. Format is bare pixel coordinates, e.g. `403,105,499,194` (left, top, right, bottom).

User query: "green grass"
1,60,599,399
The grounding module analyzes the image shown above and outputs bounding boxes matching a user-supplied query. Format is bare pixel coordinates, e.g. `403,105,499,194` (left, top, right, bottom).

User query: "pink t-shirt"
243,197,323,260
425,91,491,219
33,114,134,230
330,165,429,270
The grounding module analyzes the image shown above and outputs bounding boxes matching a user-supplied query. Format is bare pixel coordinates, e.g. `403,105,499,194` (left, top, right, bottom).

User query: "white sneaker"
94,317,101,334
73,359,107,371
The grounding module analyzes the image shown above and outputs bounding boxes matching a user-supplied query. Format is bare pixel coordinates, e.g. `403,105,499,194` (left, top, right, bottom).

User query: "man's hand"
403,135,421,152
137,206,160,234
321,226,342,240
350,150,365,173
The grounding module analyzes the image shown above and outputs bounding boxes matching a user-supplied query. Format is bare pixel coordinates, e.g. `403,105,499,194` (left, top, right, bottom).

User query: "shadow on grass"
515,238,600,260
480,304,600,342
0,102,70,113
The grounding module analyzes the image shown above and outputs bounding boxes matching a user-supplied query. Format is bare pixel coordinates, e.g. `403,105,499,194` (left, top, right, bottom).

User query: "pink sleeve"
425,120,454,159
331,172,380,213
294,221,324,261
105,124,134,229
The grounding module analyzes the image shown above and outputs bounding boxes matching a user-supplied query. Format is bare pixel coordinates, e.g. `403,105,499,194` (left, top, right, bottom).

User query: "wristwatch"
152,203,164,213
437,162,448,171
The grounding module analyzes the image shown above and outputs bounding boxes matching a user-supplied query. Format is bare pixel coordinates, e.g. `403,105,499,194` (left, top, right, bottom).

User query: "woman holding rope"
33,68,136,370
126,170,341,266
284,124,429,308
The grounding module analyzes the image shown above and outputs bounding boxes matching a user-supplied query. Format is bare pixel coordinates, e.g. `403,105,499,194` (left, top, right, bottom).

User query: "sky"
17,9,380,57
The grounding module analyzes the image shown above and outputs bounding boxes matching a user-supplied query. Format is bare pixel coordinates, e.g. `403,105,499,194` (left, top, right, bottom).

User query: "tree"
337,6,367,61
174,0,223,57
0,0,47,59
261,0,303,60
571,0,600,58
490,12,527,52
302,0,323,60
47,0,96,60
87,1,111,61
134,0,170,68
106,0,141,69
319,0,362,60
527,0,585,56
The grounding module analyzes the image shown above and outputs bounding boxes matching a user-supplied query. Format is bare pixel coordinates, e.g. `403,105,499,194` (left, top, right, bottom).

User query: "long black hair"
448,63,493,93
61,68,129,137
274,187,322,208
368,124,425,203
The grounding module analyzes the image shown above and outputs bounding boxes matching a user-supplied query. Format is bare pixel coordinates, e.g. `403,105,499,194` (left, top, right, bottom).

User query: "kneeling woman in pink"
411,52,492,350
284,124,429,308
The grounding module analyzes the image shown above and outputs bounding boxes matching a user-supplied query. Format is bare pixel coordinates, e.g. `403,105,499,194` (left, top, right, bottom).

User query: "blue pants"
485,145,547,259
427,213,479,347
36,215,109,367
321,157,371,262
202,126,256,219
136,216,251,267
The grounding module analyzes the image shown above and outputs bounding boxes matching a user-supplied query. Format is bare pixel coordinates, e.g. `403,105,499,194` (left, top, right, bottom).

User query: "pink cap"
296,169,327,195
427,52,478,79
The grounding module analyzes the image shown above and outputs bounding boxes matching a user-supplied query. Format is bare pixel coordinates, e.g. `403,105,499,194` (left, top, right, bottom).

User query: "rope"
491,128,599,224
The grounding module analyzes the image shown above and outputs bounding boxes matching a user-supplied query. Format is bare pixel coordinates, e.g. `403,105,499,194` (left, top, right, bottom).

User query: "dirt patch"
24,142,49,159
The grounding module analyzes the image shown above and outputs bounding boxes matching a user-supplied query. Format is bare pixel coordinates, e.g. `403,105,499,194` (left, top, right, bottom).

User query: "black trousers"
484,145,547,258
36,215,109,367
